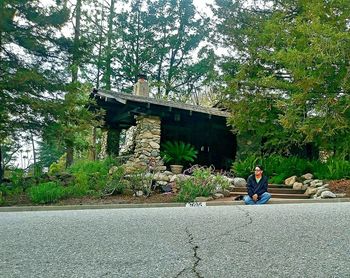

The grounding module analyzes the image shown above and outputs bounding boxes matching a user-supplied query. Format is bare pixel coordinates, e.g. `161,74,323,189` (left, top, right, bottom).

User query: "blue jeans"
244,192,271,205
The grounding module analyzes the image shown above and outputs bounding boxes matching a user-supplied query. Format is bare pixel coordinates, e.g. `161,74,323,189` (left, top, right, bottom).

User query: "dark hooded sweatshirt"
246,174,268,198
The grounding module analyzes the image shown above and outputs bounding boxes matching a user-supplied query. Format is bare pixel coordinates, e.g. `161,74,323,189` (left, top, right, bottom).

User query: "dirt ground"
328,179,350,196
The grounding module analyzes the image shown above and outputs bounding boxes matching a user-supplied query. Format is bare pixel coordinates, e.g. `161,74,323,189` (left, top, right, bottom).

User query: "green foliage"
232,154,349,181
28,182,66,204
10,169,25,188
313,159,350,180
177,167,216,202
161,141,198,165
67,157,117,194
125,168,153,197
214,0,350,157
49,154,66,175
103,166,126,195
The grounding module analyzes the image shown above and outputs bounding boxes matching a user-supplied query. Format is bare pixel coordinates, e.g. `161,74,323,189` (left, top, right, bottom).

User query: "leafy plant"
103,166,126,196
177,167,216,202
28,182,66,204
125,167,153,197
161,141,198,165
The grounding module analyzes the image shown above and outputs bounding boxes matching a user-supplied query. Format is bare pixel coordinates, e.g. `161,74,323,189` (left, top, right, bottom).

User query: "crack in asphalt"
186,227,203,278
175,206,254,277
198,205,254,241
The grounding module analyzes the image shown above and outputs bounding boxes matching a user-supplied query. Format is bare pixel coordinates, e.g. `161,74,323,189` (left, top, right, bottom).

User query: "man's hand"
252,194,258,202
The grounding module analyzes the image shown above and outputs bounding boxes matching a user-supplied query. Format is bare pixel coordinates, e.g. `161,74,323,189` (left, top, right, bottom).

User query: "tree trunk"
66,140,74,168
96,4,105,89
0,144,4,183
71,0,82,83
66,0,82,167
89,127,97,161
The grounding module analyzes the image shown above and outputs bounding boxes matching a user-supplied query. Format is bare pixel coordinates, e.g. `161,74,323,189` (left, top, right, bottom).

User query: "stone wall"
124,116,166,173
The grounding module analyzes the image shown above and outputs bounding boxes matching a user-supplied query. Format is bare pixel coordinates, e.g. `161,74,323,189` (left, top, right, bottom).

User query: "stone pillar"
124,116,166,172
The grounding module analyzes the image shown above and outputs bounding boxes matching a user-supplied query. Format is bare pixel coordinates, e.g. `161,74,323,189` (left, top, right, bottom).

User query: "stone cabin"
91,77,237,171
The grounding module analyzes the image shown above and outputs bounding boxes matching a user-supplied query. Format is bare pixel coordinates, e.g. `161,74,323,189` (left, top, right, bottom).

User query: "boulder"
229,185,236,192
156,181,168,187
315,187,330,197
320,191,336,198
163,171,173,176
194,196,213,202
301,173,314,180
304,187,317,196
293,182,304,190
222,189,231,197
336,193,346,198
233,178,247,187
170,174,189,182
285,176,297,186
135,190,144,197
303,179,313,185
153,173,169,182
310,180,323,188
213,193,224,199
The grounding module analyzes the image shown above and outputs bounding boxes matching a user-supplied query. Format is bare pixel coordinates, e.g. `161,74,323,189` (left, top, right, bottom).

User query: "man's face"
255,167,263,175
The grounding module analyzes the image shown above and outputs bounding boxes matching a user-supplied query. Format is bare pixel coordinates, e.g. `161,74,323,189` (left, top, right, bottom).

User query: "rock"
135,190,144,197
301,173,314,180
149,141,160,149
303,179,313,185
108,166,118,175
156,181,168,187
154,166,167,172
310,180,323,188
222,189,231,197
153,173,169,182
315,187,329,197
233,178,247,187
336,193,346,198
161,184,172,193
321,191,336,198
285,176,297,186
304,187,317,196
213,193,224,199
194,196,213,202
170,174,189,182
163,171,173,176
293,182,304,190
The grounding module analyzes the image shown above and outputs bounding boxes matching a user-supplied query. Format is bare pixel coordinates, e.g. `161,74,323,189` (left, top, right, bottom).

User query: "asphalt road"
0,203,349,278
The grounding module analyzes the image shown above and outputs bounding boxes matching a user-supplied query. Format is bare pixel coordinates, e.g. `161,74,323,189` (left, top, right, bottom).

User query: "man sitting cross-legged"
243,165,271,205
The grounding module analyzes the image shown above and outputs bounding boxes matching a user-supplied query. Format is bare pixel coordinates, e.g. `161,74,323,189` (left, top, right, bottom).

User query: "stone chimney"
133,73,149,97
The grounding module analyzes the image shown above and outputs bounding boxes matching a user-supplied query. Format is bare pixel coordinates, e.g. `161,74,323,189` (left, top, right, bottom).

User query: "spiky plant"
161,141,198,165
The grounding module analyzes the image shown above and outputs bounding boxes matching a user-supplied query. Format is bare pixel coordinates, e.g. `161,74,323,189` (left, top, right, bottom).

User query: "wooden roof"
92,89,230,118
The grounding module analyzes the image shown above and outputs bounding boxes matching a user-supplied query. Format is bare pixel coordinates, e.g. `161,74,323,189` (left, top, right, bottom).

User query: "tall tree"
0,0,69,180
214,0,350,157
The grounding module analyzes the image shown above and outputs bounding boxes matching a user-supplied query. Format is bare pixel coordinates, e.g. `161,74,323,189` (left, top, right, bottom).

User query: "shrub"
161,141,198,165
313,159,350,180
28,182,66,204
103,166,126,195
125,167,153,196
177,167,216,202
49,154,66,175
67,157,119,194
233,154,350,181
